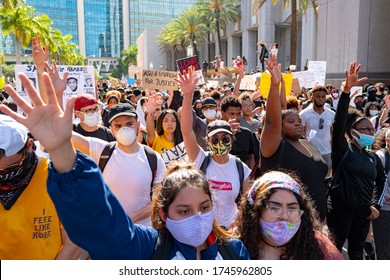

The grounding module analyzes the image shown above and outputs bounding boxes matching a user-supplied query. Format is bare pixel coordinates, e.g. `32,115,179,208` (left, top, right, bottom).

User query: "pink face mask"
259,219,301,246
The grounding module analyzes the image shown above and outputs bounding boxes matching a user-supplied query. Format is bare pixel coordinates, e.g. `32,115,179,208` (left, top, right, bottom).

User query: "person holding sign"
260,54,328,221
145,91,183,155
178,66,252,230
0,74,251,260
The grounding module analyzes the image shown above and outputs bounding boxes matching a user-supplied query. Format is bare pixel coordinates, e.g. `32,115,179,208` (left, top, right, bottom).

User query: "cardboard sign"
176,55,200,74
308,61,327,86
161,142,188,167
142,70,178,90
239,75,257,91
293,70,316,89
291,78,301,94
14,64,95,113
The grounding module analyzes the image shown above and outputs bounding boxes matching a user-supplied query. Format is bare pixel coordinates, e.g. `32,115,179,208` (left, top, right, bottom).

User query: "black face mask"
355,101,364,109
367,91,377,102
195,108,204,118
0,151,37,186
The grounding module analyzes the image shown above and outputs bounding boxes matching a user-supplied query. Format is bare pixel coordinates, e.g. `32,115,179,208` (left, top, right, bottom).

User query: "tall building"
0,0,196,60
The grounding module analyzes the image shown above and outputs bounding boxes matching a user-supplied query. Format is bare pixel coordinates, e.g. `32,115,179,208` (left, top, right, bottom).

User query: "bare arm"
260,54,283,158
144,91,157,146
55,228,82,260
379,95,390,127
280,76,287,110
175,66,201,162
71,131,90,155
129,202,151,223
233,65,245,97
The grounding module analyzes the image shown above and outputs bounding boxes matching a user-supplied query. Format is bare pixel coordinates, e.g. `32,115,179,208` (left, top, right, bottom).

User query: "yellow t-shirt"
150,134,174,154
0,158,63,260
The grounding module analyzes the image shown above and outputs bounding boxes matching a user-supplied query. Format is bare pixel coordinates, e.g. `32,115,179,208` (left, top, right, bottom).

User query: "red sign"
176,56,200,74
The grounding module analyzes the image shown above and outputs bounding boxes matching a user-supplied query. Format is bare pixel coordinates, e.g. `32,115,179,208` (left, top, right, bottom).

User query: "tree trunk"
290,0,297,66
207,31,211,65
15,38,21,64
216,8,222,58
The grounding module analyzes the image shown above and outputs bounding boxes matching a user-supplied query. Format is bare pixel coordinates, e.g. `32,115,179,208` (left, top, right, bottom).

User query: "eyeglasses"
355,127,376,134
210,135,232,146
319,118,324,129
79,106,100,116
264,204,304,221
0,151,27,171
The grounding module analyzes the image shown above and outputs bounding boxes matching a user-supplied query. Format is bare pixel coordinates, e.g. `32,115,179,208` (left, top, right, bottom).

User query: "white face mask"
370,110,379,116
82,112,101,127
203,108,217,120
165,209,215,247
116,126,136,146
157,99,164,106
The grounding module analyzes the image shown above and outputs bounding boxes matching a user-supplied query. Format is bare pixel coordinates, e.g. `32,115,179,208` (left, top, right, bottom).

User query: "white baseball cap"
0,115,28,157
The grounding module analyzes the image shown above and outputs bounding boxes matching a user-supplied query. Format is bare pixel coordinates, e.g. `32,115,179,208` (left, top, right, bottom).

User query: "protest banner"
259,73,293,98
161,142,188,167
308,61,327,86
14,64,95,113
176,55,200,74
293,70,316,89
142,70,178,90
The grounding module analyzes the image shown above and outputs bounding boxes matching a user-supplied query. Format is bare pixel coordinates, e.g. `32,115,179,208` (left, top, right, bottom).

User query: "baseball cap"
201,97,217,108
74,94,98,111
0,115,29,157
108,103,137,123
207,120,232,137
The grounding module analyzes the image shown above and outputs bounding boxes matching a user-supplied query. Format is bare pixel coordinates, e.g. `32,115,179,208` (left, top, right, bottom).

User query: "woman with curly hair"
236,170,342,260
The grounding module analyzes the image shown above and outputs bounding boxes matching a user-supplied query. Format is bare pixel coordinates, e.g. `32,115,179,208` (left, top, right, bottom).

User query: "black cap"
202,97,217,108
207,120,232,137
108,103,137,123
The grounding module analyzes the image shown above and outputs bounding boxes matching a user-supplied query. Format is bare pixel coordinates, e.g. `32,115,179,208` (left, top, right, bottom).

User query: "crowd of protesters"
0,37,389,260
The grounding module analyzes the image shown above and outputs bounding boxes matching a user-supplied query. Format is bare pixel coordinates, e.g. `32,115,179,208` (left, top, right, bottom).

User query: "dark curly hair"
236,169,328,260
345,108,365,140
372,127,389,151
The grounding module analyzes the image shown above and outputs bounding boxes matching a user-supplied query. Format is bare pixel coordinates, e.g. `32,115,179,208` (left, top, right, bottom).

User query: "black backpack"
199,152,244,203
151,228,238,260
98,142,158,192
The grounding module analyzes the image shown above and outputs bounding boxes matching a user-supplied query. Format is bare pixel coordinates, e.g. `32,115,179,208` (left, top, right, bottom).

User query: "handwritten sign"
239,75,257,91
308,61,327,86
14,64,95,113
161,142,188,167
176,55,200,74
293,71,316,89
142,70,178,90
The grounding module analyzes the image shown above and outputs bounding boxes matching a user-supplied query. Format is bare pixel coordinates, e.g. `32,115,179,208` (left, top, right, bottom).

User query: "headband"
247,171,302,205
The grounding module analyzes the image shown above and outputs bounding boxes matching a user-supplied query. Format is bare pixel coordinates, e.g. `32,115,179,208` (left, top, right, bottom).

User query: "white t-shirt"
300,106,335,155
88,138,166,226
193,148,251,228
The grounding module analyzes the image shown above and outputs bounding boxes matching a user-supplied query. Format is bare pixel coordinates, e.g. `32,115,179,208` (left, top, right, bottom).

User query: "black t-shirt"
230,126,254,164
261,138,328,220
73,124,116,142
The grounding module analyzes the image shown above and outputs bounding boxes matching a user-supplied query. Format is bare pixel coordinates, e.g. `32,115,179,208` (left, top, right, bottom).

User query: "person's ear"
159,209,167,222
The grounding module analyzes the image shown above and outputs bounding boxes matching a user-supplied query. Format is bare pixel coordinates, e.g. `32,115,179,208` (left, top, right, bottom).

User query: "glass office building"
129,0,196,45
1,0,196,58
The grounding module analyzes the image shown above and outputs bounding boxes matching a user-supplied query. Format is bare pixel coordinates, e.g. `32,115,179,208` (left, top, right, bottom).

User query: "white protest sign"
239,74,257,90
161,142,188,167
14,64,96,113
308,61,327,86
206,80,219,89
292,71,316,89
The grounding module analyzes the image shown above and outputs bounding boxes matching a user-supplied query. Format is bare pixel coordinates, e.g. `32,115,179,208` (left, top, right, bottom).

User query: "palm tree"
195,0,240,58
121,44,137,67
254,0,318,65
49,28,82,65
158,8,208,58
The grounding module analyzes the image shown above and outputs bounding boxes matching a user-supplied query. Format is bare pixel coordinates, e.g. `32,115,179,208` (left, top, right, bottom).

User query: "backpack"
98,142,158,193
200,152,244,203
151,228,238,260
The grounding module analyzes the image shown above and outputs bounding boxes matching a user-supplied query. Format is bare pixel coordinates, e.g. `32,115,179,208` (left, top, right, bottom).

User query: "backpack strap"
98,141,117,172
200,152,212,174
234,156,245,204
217,241,238,260
152,228,173,260
143,145,158,198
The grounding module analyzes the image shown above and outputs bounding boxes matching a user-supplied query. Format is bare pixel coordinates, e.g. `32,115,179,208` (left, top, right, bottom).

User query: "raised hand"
32,36,49,67
265,53,282,85
144,90,157,114
0,73,75,156
343,61,367,93
44,60,68,105
175,66,200,96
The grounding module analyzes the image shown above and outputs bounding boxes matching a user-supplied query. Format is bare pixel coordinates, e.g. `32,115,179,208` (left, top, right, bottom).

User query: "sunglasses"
319,118,324,129
0,151,27,172
210,135,232,146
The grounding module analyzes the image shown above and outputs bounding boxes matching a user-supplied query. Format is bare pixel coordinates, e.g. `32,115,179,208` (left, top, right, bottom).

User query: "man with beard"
0,115,81,259
300,85,335,173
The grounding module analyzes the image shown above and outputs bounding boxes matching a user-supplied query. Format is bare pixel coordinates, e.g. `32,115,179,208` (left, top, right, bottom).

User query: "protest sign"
176,55,200,74
161,142,188,167
206,80,219,89
142,70,178,90
239,74,257,91
259,73,293,98
293,71,316,89
308,61,327,86
14,64,95,113
0,77,5,89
